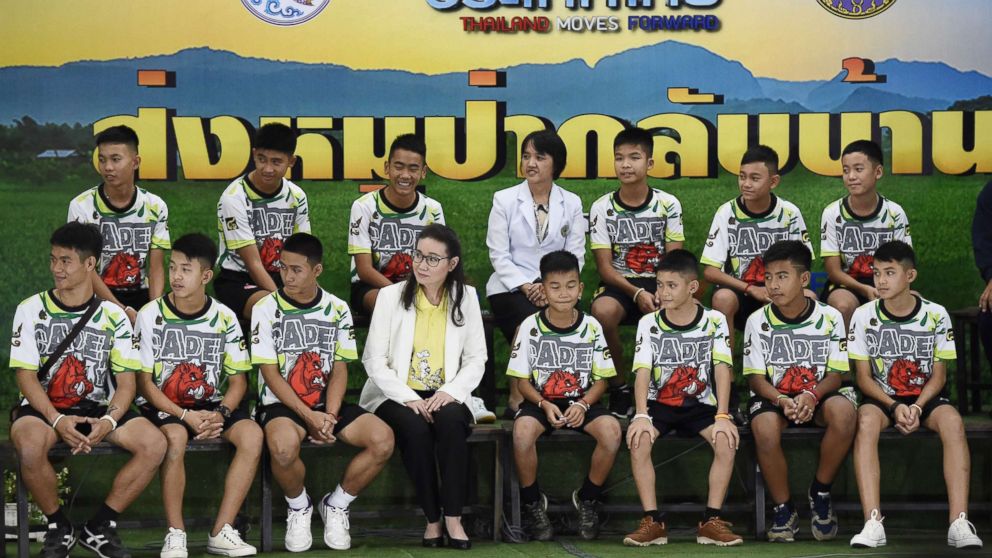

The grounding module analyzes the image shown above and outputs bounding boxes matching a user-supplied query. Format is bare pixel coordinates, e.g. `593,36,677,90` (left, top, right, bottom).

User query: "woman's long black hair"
400,223,467,326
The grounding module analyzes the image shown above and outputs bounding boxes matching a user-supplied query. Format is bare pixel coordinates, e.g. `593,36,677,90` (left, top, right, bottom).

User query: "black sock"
810,477,832,497
577,477,603,502
520,482,541,505
644,509,666,523
703,507,722,521
89,503,120,525
46,507,69,528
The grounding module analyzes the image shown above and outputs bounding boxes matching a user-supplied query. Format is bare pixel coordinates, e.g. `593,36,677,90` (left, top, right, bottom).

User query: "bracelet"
887,401,904,416
179,409,188,421
743,284,752,297
775,394,790,406
100,415,118,431
910,403,924,416
327,411,338,421
714,413,734,421
536,399,546,410
632,413,652,423
51,414,67,430
124,306,135,314
569,400,590,411
633,288,646,303
800,389,820,404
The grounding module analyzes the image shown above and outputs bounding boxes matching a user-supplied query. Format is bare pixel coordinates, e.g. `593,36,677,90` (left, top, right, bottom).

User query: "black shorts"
747,389,855,423
350,280,377,316
256,402,366,436
138,402,251,434
861,394,952,423
819,276,874,305
214,269,280,318
593,277,657,325
715,284,765,331
647,401,716,437
112,288,150,311
489,291,544,344
10,404,140,435
514,399,614,436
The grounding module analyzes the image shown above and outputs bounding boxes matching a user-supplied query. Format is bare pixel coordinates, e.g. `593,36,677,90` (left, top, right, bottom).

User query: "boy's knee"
267,437,301,468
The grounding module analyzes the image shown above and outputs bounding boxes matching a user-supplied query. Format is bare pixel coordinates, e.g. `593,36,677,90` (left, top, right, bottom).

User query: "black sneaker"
571,489,600,540
608,385,633,418
79,520,131,558
522,493,554,541
41,522,76,558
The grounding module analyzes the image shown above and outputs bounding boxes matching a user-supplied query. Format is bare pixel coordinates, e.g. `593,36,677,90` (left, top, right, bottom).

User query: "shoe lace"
812,492,832,519
101,522,123,546
328,507,350,529
635,516,655,534
772,505,792,526
43,524,70,549
165,529,185,549
705,518,733,533
287,508,309,532
953,514,978,535
221,525,246,545
577,500,598,526
524,501,550,530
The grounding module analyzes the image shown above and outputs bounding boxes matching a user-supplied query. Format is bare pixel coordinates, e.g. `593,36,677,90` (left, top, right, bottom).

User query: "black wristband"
887,400,902,417
217,404,232,419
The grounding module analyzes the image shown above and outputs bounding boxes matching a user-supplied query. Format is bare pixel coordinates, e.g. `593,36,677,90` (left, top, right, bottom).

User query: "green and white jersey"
743,300,848,395
820,196,912,280
589,188,685,278
347,190,445,284
701,195,813,285
251,289,357,408
67,184,171,291
135,296,249,408
632,306,731,407
216,175,310,276
848,297,955,397
9,291,138,410
506,311,616,401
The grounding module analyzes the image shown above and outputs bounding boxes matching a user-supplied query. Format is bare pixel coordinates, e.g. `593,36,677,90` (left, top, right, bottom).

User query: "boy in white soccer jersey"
821,140,912,327
215,123,310,321
590,126,684,418
348,133,444,313
623,250,741,548
744,241,855,543
848,241,983,550
509,251,621,541
252,233,394,552
68,125,170,323
135,234,263,557
10,222,166,558
702,145,814,346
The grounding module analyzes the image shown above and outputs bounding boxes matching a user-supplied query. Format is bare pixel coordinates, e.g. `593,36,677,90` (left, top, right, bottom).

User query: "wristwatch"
217,405,232,419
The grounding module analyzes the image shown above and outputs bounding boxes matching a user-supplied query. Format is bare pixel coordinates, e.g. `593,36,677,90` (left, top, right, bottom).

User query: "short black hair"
282,233,322,266
522,129,568,180
873,240,916,270
740,144,779,175
614,126,653,158
254,123,297,157
657,249,698,279
763,240,811,273
540,250,580,279
95,125,139,151
842,139,884,167
52,222,102,261
389,133,427,161
172,233,217,270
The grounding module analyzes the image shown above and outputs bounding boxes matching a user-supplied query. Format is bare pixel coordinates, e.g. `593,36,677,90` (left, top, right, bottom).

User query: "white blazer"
485,180,587,297
359,282,488,412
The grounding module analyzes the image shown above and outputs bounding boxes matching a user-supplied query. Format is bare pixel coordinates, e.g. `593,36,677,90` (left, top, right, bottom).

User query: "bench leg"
504,441,520,534
492,438,502,542
260,452,272,553
955,321,969,415
753,463,765,541
481,321,497,410
16,466,28,558
971,322,982,413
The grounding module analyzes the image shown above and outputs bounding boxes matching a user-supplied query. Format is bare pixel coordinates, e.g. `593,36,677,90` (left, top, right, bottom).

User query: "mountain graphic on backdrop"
1,41,989,125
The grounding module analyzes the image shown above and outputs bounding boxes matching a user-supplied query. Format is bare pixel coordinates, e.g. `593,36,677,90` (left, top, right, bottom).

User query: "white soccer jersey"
589,188,685,278
820,196,912,280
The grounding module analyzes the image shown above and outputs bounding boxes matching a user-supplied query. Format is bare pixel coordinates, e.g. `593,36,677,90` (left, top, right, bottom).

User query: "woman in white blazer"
360,224,486,550
486,129,587,413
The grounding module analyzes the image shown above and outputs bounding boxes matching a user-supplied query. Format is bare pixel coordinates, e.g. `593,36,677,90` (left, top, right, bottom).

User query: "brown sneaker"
623,516,668,547
697,517,743,546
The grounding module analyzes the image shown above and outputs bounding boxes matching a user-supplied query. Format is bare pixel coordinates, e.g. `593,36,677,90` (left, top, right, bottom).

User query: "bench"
950,307,992,415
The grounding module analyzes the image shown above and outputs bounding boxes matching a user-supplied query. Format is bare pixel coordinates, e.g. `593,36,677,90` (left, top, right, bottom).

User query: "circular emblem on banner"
242,0,331,26
817,0,897,19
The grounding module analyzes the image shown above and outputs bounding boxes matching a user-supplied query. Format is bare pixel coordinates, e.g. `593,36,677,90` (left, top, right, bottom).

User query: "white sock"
286,489,310,510
327,485,357,510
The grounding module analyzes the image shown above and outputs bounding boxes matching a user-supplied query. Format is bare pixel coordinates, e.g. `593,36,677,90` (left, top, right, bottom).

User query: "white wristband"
100,414,118,431
633,288,646,303
179,409,188,421
910,403,924,416
632,413,652,423
51,414,67,430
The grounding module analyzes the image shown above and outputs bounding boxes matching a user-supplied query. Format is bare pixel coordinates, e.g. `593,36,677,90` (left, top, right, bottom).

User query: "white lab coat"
359,282,487,412
485,180,586,297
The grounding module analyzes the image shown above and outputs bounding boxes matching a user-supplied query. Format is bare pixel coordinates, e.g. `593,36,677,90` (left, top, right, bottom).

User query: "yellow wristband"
714,413,734,421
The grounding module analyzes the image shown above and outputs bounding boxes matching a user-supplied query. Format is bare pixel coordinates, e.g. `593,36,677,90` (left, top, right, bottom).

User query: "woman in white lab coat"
485,129,586,413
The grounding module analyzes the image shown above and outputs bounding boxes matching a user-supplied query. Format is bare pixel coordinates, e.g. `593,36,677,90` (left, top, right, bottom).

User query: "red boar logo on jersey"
742,257,765,285
849,253,874,280
102,252,141,288
625,243,660,275
381,253,413,282
779,365,817,394
260,237,284,273
162,362,215,406
657,366,707,406
542,370,582,400
889,358,927,396
289,351,326,407
47,355,93,409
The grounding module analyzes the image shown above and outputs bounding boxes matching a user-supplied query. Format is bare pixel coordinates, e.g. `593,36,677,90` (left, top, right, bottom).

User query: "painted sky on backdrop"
1,0,990,80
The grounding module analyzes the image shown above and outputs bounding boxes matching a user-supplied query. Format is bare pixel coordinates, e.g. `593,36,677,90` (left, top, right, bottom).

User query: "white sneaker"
850,509,886,548
285,505,313,552
207,524,257,557
161,527,187,558
948,513,983,549
468,396,496,424
318,494,351,550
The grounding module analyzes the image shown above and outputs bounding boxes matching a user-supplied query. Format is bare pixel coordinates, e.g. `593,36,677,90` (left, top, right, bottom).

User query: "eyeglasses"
411,250,449,267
